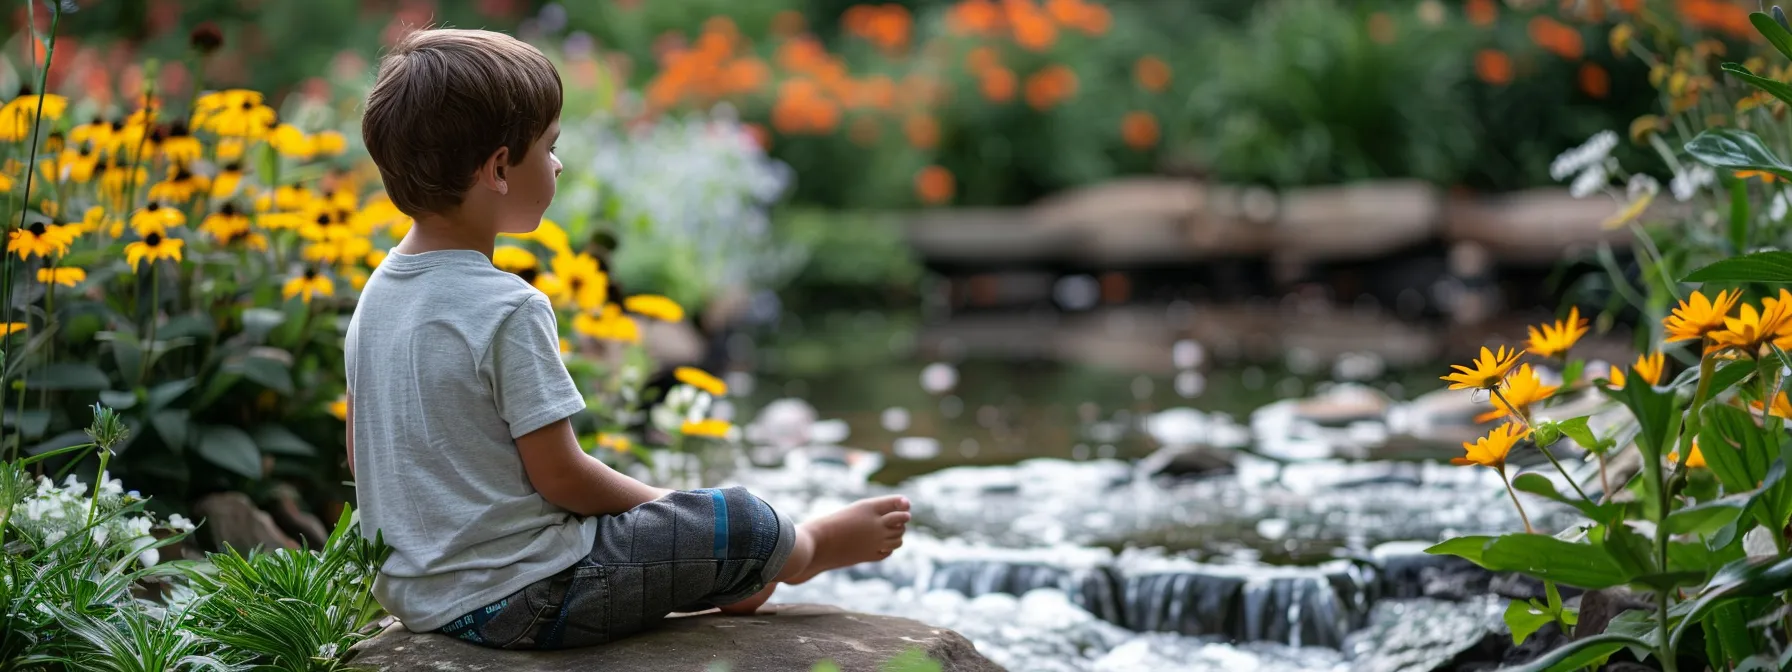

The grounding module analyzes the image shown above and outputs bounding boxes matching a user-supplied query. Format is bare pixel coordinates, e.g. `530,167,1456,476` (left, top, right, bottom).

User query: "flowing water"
713,306,1603,671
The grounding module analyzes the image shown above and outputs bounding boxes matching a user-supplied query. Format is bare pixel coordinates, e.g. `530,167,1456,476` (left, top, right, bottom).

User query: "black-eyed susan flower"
7,221,74,260
1710,295,1792,354
255,184,315,213
1525,306,1588,359
0,91,68,142
148,164,210,202
675,367,728,396
131,202,186,236
158,122,202,164
681,419,733,439
211,162,245,198
313,130,347,156
216,137,245,162
547,253,608,312
268,124,314,160
99,162,149,203
327,395,348,421
596,433,634,453
625,295,685,322
1476,364,1556,423
57,145,99,184
573,304,641,343
504,218,573,257
1664,290,1740,343
70,116,112,148
0,172,14,192
194,90,276,137
350,195,408,233
2,322,24,337
300,230,373,266
36,267,84,287
1754,391,1792,420
1442,346,1525,391
200,202,252,241
1452,422,1528,470
343,266,369,291
124,232,184,271
366,249,387,269
282,268,335,304
1667,440,1708,469
75,206,105,236
1608,351,1665,389
492,246,538,275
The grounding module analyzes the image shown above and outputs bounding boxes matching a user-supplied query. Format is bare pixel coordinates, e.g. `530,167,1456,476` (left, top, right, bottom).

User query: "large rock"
346,603,1004,671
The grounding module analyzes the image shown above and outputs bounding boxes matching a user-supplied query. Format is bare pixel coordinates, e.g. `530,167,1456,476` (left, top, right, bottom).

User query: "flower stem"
0,0,61,439
1494,386,1592,502
1498,468,1535,534
1597,452,1611,502
1675,349,1717,470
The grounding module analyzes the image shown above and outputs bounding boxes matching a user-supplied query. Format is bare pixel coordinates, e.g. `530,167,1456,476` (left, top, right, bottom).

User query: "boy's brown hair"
362,28,562,217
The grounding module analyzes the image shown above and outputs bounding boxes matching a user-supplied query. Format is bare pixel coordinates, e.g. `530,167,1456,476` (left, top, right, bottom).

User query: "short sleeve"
489,294,586,439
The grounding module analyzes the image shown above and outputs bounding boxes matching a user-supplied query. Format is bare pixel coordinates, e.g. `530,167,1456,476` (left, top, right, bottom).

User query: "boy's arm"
345,392,355,479
516,418,671,516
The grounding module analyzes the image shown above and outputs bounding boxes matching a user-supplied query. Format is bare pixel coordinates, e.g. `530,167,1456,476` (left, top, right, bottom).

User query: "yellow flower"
1737,170,1781,182
200,203,252,242
282,268,335,304
217,137,246,162
366,249,387,268
681,418,733,439
36,266,84,287
596,433,633,453
99,163,149,203
159,125,203,164
211,162,245,198
1526,306,1588,359
313,130,347,156
1,321,24,336
7,221,74,260
124,232,184,271
327,396,348,421
1609,22,1633,54
549,253,608,312
131,202,186,237
300,230,374,266
1476,364,1557,423
1710,297,1792,354
1664,290,1740,343
1752,391,1792,419
0,93,68,142
675,367,728,396
1452,422,1529,470
559,337,571,354
1608,351,1665,389
343,266,370,291
194,90,276,137
492,246,539,274
56,146,99,184
625,295,686,322
1601,191,1653,230
1667,441,1707,469
148,165,211,203
257,185,316,213
268,124,315,159
573,304,640,343
502,218,572,257
1442,346,1525,391
70,117,112,148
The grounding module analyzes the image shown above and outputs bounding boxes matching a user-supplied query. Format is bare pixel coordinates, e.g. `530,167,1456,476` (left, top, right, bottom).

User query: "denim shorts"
435,486,796,649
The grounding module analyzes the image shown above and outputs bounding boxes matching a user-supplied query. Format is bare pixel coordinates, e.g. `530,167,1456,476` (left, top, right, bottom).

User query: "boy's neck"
394,213,495,259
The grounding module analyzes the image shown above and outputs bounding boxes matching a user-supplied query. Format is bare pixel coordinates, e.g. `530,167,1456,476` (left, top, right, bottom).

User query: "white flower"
45,530,65,545
1570,164,1609,199
651,406,684,434
1550,130,1618,181
166,514,196,533
1671,165,1715,201
61,474,87,497
91,526,109,547
1627,174,1660,199
137,548,159,568
98,471,123,497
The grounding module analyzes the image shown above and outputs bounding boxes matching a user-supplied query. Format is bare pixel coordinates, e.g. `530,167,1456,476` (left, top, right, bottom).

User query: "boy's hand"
515,418,672,516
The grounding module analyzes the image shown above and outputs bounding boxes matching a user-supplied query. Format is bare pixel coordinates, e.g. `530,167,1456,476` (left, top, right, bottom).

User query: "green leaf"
97,389,138,411
1556,417,1603,453
1562,359,1586,387
1700,404,1778,494
24,363,111,390
242,307,287,340
1684,250,1792,283
1504,600,1555,646
1604,370,1677,461
880,648,943,672
237,355,293,395
252,425,316,457
1672,556,1792,651
1507,634,1649,672
145,378,196,411
1481,534,1632,589
1592,523,1658,580
197,426,262,480
1723,62,1792,110
1604,610,1656,661
2,409,51,439
1685,128,1792,183
1706,601,1758,666
150,410,190,453
1513,472,1620,521
1752,11,1792,63
194,370,242,410
106,332,144,384
157,314,214,342
1665,497,1747,536
1729,172,1751,253
812,663,842,672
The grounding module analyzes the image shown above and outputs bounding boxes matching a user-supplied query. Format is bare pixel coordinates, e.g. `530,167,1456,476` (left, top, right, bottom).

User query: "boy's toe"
895,496,911,512
882,511,912,528
869,495,907,515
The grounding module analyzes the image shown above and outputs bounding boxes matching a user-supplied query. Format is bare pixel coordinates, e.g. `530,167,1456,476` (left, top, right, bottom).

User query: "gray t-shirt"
345,249,596,632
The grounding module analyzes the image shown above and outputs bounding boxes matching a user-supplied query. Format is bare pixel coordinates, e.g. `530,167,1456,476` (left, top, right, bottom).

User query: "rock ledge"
347,603,1004,671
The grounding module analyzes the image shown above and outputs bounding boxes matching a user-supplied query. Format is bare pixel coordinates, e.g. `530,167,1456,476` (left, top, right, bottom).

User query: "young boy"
346,28,910,649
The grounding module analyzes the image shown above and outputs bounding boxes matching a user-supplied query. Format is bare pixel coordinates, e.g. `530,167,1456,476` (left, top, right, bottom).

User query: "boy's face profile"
484,117,563,236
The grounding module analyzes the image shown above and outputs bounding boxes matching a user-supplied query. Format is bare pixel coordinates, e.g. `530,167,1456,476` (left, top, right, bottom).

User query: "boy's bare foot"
718,584,776,615
787,495,910,584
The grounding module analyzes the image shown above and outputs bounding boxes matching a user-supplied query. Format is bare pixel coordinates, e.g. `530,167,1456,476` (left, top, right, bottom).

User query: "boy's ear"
479,145,511,196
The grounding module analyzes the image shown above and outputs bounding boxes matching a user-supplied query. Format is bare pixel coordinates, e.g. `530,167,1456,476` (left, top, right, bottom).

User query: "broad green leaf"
195,370,242,410
1753,11,1792,63
1604,610,1656,661
1504,600,1555,646
1674,360,1754,398
253,425,316,457
150,410,190,453
1513,472,1620,521
1672,556,1792,651
242,308,286,340
145,378,196,411
157,314,214,342
28,431,91,456
1723,62,1792,109
1562,359,1586,387
1508,634,1648,672
237,355,293,395
97,389,137,411
812,663,843,672
1556,416,1601,452
1481,534,1632,589
1684,250,1792,283
1603,373,1677,461
1730,174,1751,253
2,408,51,439
109,333,144,383
197,426,263,480
1592,523,1658,580
1706,601,1758,666
24,363,111,391
1685,128,1792,183
881,648,944,672
1701,404,1778,494
1666,497,1748,535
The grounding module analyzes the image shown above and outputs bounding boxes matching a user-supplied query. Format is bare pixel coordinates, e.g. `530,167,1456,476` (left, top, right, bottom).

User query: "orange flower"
743,122,771,150
981,66,1017,102
1024,65,1078,110
1011,8,1058,51
1467,0,1498,26
904,114,940,149
846,4,912,53
947,0,1004,35
771,9,807,37
1045,0,1110,35
915,165,955,205
1135,56,1171,93
1579,62,1610,99
967,46,1001,73
1529,16,1584,59
1121,111,1159,149
1476,49,1513,86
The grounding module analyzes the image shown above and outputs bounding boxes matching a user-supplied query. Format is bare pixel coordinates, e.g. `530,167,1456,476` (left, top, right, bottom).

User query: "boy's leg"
719,494,912,615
